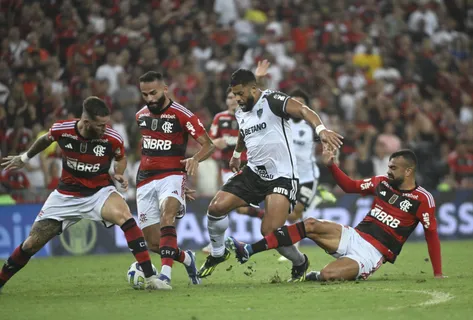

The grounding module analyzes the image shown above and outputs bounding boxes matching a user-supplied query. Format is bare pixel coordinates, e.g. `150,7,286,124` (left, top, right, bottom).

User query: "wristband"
20,153,31,163
233,151,241,159
315,124,327,136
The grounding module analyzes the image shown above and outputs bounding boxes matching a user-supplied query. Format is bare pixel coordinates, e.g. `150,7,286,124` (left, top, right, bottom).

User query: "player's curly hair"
230,69,256,87
82,96,110,120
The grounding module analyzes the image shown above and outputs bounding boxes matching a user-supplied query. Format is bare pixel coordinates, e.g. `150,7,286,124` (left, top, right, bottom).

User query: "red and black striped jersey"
209,110,247,170
135,101,207,187
352,175,437,263
48,119,125,196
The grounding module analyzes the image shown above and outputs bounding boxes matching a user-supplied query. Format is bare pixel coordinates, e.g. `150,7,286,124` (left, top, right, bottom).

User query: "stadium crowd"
1,0,473,203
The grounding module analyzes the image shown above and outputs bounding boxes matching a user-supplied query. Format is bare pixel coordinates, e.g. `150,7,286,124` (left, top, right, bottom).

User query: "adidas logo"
380,191,386,196
172,190,178,195
140,121,147,127
65,143,73,149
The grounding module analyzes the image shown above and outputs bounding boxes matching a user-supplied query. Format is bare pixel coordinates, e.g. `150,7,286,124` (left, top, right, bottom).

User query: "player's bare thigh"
101,192,133,226
261,194,290,235
208,191,248,217
303,218,342,254
22,219,62,254
320,257,360,281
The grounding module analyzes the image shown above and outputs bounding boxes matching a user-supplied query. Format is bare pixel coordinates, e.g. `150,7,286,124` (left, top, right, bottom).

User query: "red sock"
121,218,154,278
159,226,178,268
247,207,265,219
251,222,306,254
175,249,186,264
0,243,32,287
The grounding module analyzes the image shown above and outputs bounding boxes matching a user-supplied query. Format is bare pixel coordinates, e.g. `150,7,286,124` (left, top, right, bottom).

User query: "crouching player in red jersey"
227,148,445,280
136,71,215,289
0,97,164,292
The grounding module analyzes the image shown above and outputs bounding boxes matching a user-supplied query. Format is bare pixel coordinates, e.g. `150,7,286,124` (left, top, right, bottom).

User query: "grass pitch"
1,240,472,320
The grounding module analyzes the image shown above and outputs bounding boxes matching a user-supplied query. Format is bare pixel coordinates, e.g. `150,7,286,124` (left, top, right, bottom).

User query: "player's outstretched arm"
322,147,375,194
113,156,129,191
255,59,270,89
1,134,52,170
417,203,444,278
285,99,343,150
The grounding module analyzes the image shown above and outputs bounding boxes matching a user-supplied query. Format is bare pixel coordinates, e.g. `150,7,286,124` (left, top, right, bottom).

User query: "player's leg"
100,192,162,289
0,219,61,291
261,193,309,281
277,201,304,262
197,190,247,278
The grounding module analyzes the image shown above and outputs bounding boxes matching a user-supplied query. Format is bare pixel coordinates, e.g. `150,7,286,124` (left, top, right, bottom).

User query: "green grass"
1,240,472,320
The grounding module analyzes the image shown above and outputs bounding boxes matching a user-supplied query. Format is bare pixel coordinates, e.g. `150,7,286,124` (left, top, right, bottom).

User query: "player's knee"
260,224,277,236
207,201,227,218
303,218,320,234
320,268,339,281
113,210,132,227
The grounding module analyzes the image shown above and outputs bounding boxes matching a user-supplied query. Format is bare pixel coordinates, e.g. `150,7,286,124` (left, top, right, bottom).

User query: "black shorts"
297,181,318,209
222,166,298,209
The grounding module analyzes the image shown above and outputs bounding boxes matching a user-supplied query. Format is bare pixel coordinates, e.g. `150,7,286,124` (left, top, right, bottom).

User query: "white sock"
276,245,305,266
182,251,192,267
160,265,172,279
207,213,229,257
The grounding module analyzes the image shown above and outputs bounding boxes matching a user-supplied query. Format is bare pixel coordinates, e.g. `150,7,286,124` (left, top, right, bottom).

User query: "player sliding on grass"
227,148,445,280
0,97,165,292
197,68,343,281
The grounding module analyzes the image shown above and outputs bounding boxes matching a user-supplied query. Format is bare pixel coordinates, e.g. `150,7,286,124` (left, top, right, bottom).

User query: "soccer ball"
126,262,157,290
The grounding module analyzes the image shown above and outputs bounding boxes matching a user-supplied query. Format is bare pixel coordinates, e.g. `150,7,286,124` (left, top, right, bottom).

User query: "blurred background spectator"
1,0,473,203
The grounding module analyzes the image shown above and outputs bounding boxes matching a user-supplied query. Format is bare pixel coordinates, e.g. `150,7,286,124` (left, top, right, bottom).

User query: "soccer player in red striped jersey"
0,97,164,291
136,71,215,289
227,148,445,280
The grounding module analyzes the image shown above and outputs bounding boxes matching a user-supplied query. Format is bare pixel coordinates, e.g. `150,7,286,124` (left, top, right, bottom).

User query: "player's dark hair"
230,69,256,87
226,87,233,95
82,96,110,120
390,149,417,168
289,89,310,105
139,71,164,83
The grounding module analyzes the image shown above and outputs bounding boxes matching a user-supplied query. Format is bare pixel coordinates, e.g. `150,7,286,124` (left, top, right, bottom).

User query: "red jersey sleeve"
209,114,221,139
48,121,71,142
328,164,384,195
182,112,207,140
416,194,443,276
113,139,125,161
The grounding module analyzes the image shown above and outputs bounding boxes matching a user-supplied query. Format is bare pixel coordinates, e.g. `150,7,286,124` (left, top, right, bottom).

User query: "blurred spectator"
95,52,124,95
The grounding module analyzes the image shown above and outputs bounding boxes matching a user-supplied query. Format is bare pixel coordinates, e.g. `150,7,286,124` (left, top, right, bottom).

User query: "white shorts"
36,185,121,232
136,175,186,229
331,225,385,280
221,169,235,185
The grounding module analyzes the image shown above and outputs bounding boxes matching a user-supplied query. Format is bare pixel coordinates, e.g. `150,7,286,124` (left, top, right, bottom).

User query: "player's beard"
86,126,103,139
147,94,167,114
388,174,404,188
241,94,255,112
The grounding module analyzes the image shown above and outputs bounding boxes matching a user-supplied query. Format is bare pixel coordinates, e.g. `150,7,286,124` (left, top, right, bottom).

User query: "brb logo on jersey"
66,157,100,172
142,136,172,150
369,207,400,228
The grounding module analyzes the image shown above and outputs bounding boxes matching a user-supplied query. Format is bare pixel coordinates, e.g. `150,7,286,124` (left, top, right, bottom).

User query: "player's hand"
113,174,128,191
229,156,241,173
321,145,336,166
181,157,199,176
184,187,196,201
319,129,344,150
1,155,26,171
435,274,448,279
255,59,270,78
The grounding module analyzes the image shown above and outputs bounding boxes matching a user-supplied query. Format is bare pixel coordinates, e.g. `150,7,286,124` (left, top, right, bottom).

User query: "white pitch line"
382,289,454,310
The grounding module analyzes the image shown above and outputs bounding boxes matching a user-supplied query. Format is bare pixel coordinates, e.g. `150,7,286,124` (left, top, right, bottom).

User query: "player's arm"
321,147,377,195
285,98,343,150
112,137,128,190
182,115,215,176
229,132,246,173
1,134,52,170
417,201,444,278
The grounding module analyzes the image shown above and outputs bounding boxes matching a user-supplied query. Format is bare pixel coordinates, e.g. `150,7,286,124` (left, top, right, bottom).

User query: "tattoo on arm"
26,134,53,158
